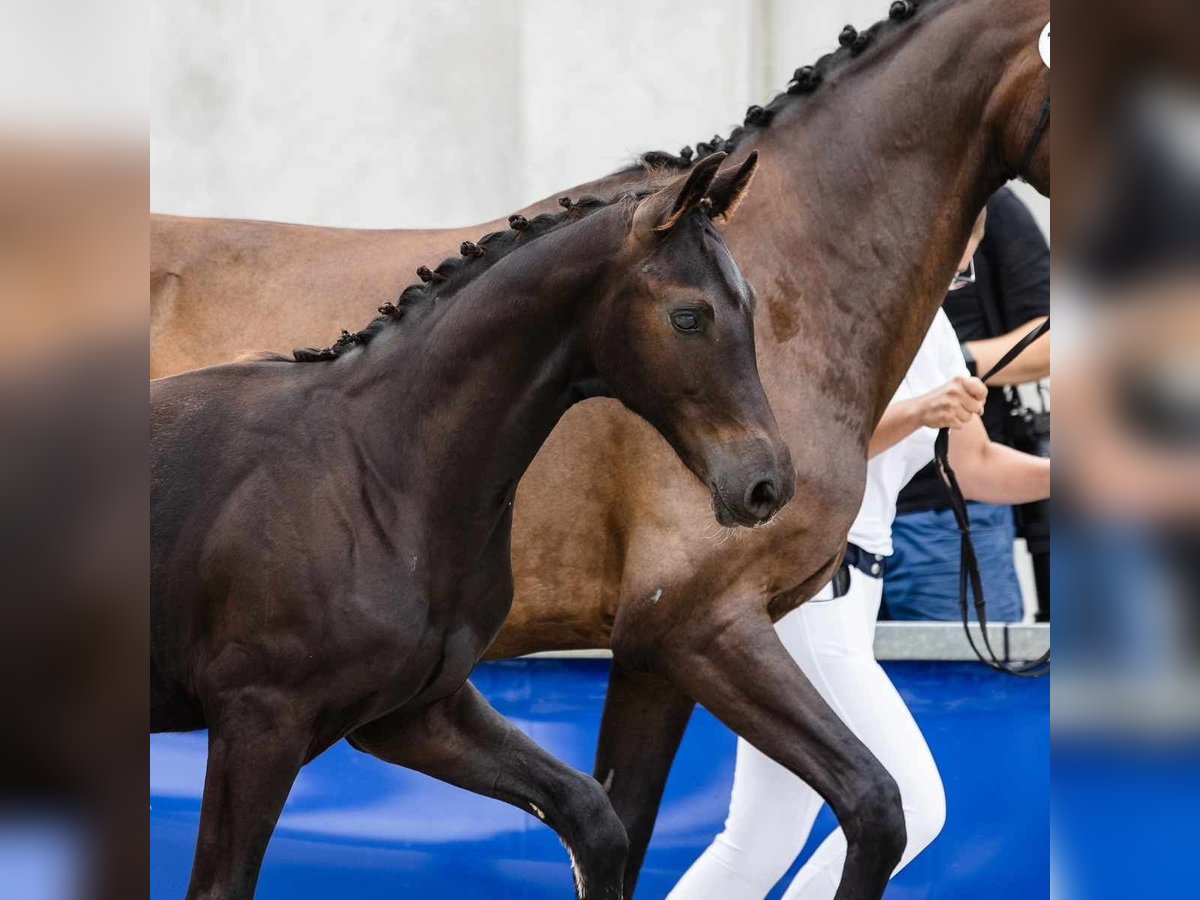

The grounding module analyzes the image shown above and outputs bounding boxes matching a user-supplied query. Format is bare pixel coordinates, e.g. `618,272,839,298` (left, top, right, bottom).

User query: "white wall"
151,0,1048,236
152,0,1048,618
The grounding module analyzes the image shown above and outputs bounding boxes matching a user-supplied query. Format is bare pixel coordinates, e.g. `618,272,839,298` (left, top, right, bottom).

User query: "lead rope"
933,317,1051,677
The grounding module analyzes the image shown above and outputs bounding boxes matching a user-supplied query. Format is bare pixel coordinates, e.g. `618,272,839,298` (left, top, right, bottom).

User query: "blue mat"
151,660,1048,899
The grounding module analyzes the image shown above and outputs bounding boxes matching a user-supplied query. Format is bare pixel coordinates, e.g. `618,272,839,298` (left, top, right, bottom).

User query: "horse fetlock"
561,778,629,889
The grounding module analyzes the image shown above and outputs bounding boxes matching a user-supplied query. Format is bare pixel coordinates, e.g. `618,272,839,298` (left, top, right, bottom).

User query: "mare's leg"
186,691,311,900
777,579,945,900
663,606,906,900
349,680,629,900
671,577,945,900
592,662,695,897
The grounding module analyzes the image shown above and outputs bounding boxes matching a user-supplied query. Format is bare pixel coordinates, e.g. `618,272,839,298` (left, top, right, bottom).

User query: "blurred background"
148,1,1200,895
149,0,1050,235
3,0,1200,897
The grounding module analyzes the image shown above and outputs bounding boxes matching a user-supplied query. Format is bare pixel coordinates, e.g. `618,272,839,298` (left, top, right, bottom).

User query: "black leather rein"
933,317,1051,678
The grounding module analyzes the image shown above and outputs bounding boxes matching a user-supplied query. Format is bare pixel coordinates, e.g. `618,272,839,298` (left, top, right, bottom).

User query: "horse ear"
634,152,727,236
706,150,760,224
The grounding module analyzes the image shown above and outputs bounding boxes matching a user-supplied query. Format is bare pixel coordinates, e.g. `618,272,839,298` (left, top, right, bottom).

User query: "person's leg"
1032,549,1050,622
884,504,1024,622
1017,503,1051,621
667,732,827,898
883,508,960,621
778,573,946,900
967,502,1024,621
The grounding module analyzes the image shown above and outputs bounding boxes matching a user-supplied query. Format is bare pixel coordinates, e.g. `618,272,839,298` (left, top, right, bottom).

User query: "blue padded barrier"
151,660,1048,899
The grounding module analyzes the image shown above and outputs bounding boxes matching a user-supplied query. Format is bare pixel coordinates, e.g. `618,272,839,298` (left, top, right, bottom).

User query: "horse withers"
150,152,791,900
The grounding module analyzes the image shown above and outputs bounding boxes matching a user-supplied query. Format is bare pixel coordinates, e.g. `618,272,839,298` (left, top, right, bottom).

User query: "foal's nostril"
746,479,779,516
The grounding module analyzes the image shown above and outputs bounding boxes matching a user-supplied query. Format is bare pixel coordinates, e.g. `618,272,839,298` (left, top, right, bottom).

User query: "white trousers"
669,569,946,900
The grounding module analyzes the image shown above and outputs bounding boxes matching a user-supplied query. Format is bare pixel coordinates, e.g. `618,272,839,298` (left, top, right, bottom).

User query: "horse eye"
671,310,703,333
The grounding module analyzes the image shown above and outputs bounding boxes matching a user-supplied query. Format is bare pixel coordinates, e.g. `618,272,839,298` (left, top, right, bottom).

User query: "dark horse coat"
151,153,792,900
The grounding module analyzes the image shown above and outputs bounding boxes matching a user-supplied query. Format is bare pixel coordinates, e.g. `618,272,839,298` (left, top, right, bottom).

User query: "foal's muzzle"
708,438,795,527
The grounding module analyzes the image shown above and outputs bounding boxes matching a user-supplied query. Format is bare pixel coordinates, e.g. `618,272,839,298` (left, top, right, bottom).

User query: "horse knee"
843,764,907,868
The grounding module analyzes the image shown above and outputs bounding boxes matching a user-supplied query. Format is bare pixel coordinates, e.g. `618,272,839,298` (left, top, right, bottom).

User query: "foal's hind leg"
186,693,310,900
350,681,629,899
592,662,694,898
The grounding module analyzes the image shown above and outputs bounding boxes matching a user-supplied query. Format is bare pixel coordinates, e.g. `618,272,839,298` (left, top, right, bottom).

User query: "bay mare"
151,156,793,900
151,0,1051,895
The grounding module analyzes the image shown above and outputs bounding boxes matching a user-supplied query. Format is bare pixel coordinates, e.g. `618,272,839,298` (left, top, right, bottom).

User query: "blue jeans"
883,502,1024,622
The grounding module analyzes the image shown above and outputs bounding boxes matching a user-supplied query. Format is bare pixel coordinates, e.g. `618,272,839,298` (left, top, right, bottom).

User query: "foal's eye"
670,309,704,334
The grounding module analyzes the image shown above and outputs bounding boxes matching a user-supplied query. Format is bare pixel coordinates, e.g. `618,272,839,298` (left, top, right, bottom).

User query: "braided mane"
270,0,945,362
282,192,645,363
633,0,936,172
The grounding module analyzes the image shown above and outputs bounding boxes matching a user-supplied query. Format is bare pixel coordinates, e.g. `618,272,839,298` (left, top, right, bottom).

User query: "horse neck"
731,0,1040,434
345,209,624,529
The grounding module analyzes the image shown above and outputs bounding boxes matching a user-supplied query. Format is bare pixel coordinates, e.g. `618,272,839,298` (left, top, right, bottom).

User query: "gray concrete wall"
151,0,1048,236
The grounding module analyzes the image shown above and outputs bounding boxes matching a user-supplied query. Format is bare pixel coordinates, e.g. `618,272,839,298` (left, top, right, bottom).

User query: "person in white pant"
670,217,1052,900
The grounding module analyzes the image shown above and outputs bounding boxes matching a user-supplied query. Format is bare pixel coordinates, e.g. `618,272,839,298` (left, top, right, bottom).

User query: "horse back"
151,213,498,376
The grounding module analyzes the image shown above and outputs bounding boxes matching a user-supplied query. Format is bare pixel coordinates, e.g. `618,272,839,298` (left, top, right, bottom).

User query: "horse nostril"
747,479,778,515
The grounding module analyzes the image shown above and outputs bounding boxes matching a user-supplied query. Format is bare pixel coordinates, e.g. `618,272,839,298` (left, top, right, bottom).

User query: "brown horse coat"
151,1,1051,895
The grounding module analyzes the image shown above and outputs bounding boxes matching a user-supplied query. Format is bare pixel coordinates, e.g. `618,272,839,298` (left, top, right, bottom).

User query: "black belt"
845,543,887,579
830,542,887,597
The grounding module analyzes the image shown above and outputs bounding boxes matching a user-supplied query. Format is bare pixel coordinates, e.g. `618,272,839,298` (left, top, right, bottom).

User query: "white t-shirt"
847,309,969,556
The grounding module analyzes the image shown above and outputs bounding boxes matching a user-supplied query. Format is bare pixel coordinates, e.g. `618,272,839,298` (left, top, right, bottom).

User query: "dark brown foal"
151,1,1051,896
150,153,793,900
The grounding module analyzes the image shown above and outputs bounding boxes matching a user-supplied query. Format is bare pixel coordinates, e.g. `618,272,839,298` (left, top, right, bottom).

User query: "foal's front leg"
350,680,629,899
187,690,312,900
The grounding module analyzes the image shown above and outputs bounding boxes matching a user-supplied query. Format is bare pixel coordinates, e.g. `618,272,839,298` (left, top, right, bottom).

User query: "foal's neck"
345,207,624,529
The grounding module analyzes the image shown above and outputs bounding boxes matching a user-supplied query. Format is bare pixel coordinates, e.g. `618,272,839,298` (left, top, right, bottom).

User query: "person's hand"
915,375,987,429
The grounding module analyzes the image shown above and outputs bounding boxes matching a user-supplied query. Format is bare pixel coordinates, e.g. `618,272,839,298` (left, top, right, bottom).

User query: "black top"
897,187,1050,515
1080,111,1200,285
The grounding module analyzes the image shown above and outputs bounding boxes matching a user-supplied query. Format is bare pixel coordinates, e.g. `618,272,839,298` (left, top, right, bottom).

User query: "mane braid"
287,192,645,363
632,0,936,173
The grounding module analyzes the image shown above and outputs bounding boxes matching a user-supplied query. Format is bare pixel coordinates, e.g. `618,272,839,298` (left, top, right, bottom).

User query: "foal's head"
588,152,794,527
